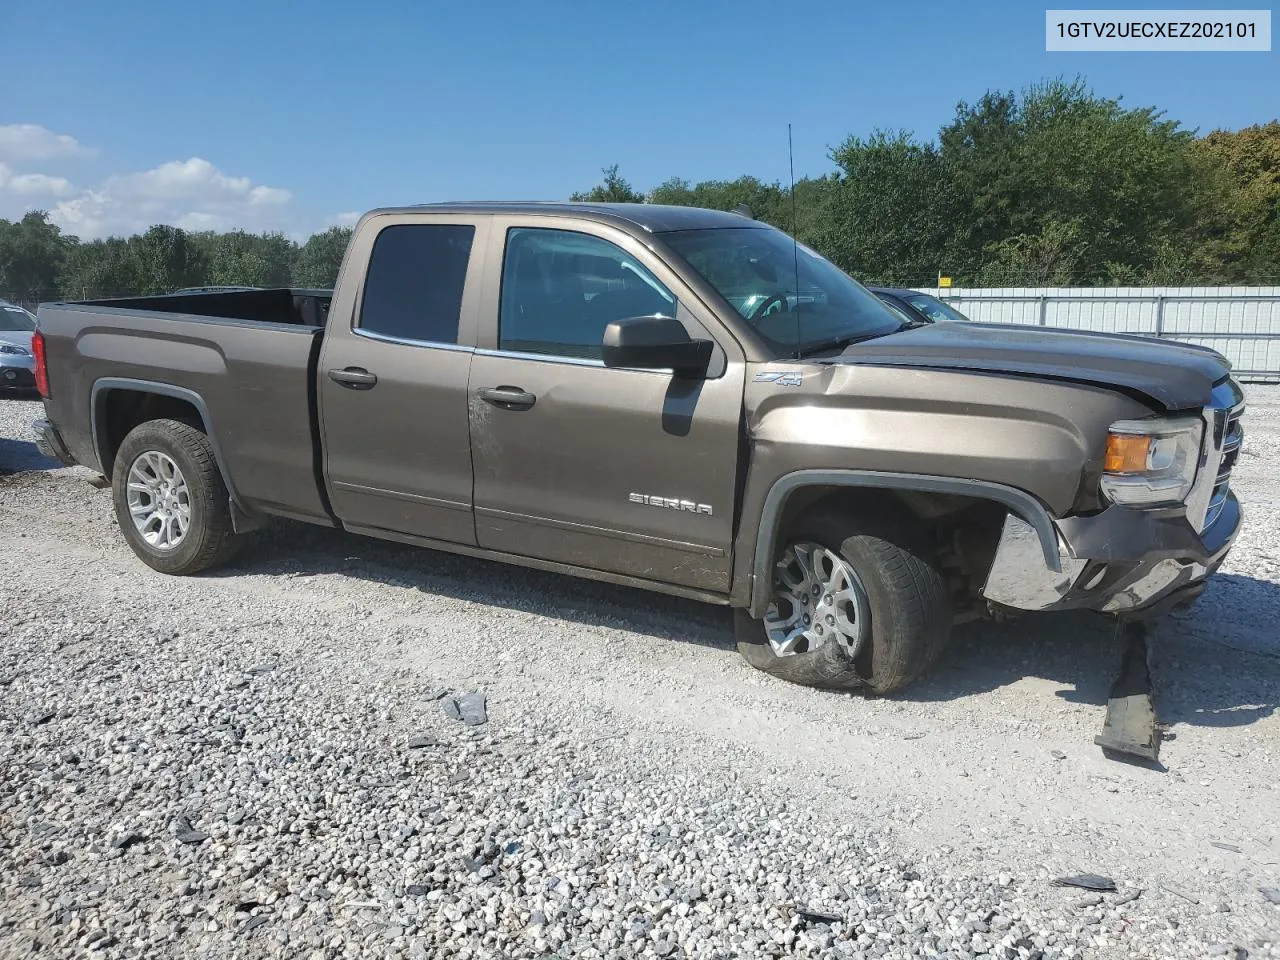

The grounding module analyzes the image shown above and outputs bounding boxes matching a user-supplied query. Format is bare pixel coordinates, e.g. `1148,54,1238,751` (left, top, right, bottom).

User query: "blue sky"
3,0,1276,238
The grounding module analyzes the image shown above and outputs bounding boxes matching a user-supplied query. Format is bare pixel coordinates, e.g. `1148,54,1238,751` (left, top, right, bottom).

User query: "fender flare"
749,469,1062,617
90,377,262,531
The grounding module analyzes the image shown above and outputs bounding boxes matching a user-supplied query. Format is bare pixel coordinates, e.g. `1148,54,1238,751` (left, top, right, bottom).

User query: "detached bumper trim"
33,419,77,467
983,491,1241,615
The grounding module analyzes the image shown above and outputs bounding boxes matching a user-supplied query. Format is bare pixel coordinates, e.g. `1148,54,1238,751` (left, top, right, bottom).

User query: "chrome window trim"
352,327,474,352
473,346,672,375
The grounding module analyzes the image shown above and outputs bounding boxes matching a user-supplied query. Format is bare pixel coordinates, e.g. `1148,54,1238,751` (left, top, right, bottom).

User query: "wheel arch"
748,469,1062,617
91,378,257,530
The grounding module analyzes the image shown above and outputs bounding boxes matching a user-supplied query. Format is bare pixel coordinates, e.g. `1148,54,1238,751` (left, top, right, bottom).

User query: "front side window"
359,223,475,344
661,226,905,356
499,228,677,359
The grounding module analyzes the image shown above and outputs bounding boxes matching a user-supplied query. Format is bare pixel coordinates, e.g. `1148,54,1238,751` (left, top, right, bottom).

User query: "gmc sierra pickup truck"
32,203,1244,695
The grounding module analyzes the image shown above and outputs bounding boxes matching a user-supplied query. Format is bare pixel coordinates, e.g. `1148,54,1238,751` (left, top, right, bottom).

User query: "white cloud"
43,157,294,239
0,124,309,238
0,124,95,163
326,211,361,228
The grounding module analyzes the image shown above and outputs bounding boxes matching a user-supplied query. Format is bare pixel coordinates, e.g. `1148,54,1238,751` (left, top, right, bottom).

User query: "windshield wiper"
794,330,894,358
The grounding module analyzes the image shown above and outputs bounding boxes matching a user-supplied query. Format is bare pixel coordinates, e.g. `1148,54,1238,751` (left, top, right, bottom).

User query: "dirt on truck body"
31,202,1244,699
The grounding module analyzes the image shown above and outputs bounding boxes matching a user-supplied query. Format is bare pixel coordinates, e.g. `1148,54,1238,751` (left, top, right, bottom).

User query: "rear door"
318,214,489,544
466,217,746,593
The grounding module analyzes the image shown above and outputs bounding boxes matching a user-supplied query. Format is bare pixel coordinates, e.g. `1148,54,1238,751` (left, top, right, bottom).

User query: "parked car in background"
0,300,37,395
870,287,972,324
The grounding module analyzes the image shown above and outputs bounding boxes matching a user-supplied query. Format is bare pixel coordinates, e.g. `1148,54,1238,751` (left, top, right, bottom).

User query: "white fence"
917,286,1280,381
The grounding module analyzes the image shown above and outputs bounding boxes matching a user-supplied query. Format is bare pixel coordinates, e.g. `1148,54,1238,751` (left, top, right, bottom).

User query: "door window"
499,228,676,359
359,224,475,344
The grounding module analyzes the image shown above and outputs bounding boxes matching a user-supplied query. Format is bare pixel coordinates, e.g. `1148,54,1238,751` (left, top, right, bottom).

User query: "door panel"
469,353,743,590
319,216,487,544
321,336,475,542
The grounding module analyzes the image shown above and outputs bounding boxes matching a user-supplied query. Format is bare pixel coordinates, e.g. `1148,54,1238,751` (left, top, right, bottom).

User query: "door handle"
478,385,537,410
328,367,378,390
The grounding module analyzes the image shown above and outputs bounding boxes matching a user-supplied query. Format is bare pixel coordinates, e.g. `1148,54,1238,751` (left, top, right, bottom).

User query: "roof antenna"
788,123,802,358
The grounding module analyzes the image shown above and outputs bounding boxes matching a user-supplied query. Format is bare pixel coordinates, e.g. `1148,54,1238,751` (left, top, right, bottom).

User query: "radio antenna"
788,123,802,358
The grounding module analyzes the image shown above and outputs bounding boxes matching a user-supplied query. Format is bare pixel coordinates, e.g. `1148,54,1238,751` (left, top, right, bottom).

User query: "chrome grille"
1205,407,1243,529
1188,379,1245,532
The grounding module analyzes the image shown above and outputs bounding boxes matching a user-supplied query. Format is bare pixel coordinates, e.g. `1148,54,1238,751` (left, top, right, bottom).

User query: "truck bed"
36,290,333,523
82,287,333,328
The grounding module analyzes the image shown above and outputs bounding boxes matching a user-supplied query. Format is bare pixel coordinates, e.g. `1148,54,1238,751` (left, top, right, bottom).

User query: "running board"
1095,621,1161,763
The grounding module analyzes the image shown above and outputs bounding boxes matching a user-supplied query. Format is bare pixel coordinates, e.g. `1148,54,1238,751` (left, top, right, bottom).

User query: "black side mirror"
602,315,712,378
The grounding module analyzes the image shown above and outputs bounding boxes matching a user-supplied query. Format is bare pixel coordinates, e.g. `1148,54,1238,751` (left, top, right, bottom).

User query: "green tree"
128,225,202,294
294,227,353,287
940,77,1197,283
0,211,75,300
188,230,296,287
61,237,137,299
570,165,646,203
818,131,956,283
1186,121,1280,282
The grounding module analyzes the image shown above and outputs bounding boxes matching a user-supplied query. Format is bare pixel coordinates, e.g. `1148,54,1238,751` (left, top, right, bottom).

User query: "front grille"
1204,407,1243,529
1193,379,1245,532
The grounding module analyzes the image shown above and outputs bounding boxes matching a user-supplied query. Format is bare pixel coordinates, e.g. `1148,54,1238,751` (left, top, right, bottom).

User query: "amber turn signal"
1104,433,1151,474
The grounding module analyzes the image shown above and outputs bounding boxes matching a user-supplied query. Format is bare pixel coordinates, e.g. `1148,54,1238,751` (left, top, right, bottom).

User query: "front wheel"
735,510,950,694
111,419,242,575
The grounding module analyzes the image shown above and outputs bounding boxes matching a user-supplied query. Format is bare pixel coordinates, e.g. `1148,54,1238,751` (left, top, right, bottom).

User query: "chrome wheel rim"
126,451,190,550
763,541,869,658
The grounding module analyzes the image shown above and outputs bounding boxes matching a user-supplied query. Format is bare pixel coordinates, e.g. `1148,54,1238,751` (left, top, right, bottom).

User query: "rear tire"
736,509,950,694
111,418,241,575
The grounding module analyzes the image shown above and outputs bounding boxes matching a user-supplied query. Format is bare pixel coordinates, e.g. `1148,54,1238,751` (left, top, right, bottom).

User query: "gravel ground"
1,387,1278,960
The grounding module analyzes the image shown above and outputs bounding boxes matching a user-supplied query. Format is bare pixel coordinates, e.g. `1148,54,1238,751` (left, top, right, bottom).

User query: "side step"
1095,621,1161,763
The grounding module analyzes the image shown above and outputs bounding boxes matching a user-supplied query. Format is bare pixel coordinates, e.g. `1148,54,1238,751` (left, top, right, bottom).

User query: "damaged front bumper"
983,491,1241,618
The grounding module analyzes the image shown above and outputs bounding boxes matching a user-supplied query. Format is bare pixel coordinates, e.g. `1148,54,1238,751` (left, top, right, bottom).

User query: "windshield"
905,294,970,323
661,227,905,354
0,304,36,332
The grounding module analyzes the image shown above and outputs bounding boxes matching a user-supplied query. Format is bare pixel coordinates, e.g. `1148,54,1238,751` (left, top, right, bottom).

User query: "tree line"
0,217,353,305
2,78,1277,306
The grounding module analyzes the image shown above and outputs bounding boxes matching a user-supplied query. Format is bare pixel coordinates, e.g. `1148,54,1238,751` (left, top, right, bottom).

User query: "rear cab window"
358,224,476,345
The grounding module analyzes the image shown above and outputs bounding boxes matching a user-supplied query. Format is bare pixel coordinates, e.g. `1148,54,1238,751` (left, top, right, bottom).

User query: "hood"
828,322,1230,410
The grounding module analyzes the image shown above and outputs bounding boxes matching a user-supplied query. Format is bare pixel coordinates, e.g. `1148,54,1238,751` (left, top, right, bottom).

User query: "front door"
468,224,745,592
319,216,486,544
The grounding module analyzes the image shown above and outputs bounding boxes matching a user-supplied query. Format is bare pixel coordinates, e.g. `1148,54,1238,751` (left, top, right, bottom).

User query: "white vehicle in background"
0,301,37,395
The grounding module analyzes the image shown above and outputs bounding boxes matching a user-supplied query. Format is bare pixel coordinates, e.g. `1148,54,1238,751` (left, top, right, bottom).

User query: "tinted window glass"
1,304,36,331
905,294,970,322
499,228,676,359
662,227,904,355
359,224,475,343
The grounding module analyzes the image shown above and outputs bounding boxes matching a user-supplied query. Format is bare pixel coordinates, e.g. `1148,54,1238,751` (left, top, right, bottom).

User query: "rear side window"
359,224,475,344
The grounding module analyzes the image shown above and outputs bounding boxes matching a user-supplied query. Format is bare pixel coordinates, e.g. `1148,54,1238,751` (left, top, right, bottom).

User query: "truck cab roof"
365,202,765,234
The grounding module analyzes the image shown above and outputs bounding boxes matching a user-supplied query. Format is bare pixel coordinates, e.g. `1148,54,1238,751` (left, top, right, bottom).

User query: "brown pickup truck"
32,203,1244,695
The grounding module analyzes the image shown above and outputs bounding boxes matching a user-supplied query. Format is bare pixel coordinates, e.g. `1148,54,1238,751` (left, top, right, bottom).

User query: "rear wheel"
111,419,241,575
735,510,950,693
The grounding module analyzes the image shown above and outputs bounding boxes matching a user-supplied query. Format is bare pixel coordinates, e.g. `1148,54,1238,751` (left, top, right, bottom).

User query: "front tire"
111,419,241,575
736,510,950,694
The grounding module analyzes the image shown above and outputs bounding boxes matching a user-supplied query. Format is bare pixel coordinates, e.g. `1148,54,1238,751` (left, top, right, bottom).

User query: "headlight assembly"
1101,417,1202,506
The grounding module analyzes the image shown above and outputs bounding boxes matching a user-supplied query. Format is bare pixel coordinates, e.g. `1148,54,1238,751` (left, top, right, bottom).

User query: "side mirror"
602,315,712,378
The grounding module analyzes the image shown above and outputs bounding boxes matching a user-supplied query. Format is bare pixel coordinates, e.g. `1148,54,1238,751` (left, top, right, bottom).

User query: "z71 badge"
753,371,803,387
629,493,713,516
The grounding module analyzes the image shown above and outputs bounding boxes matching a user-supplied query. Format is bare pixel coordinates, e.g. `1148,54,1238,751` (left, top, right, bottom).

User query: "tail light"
32,329,49,398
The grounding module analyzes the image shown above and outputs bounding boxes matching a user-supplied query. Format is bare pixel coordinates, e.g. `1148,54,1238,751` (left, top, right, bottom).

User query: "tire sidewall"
112,422,220,575
737,513,947,692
